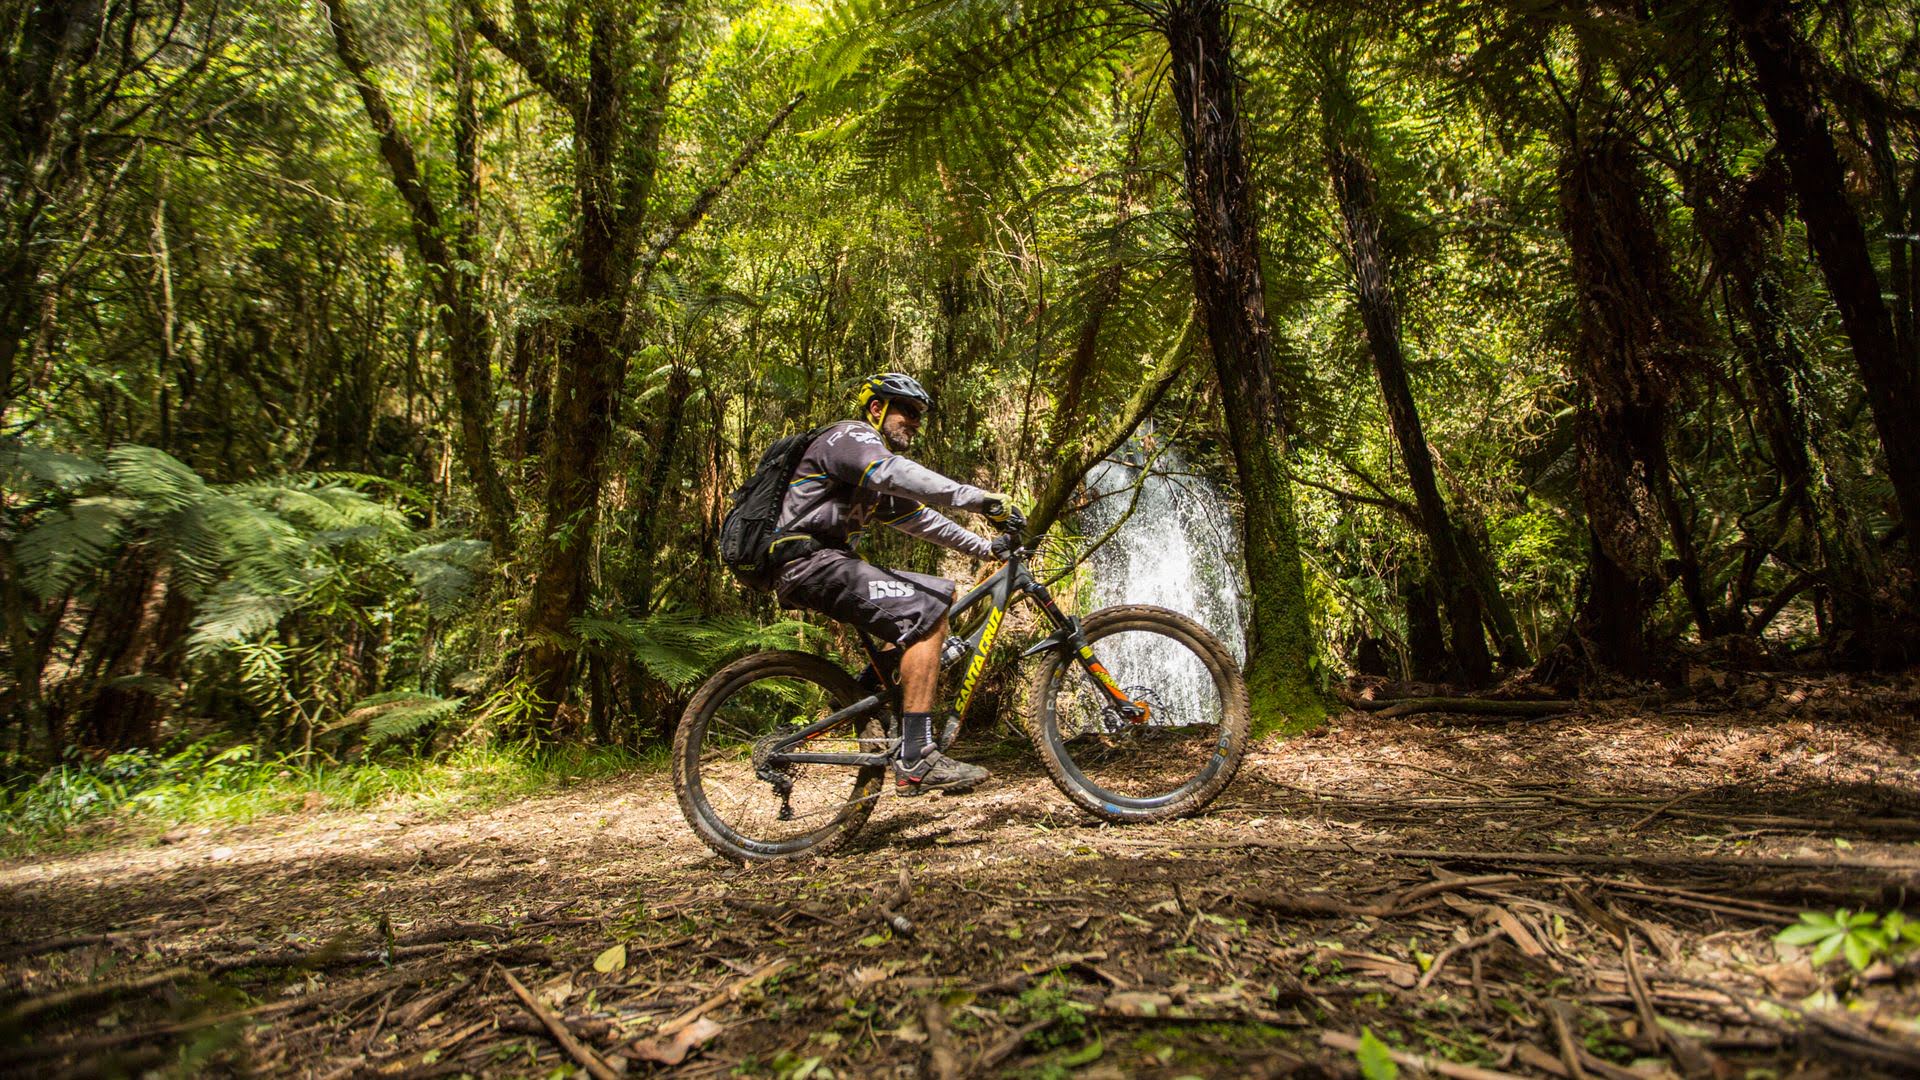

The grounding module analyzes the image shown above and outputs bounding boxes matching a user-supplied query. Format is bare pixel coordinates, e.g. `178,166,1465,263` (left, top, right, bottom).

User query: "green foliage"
1011,975,1092,1049
0,445,106,492
1776,910,1920,972
831,0,1153,191
396,539,492,617
342,691,467,745
14,496,138,600
572,610,826,689
1355,1028,1399,1080
4,0,1916,766
0,741,651,854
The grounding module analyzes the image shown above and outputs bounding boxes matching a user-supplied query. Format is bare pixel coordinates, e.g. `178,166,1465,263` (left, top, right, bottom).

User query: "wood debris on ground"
3,672,1919,1076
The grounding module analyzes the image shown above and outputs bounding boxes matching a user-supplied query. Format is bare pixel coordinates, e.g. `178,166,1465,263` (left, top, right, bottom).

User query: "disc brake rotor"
1102,685,1170,731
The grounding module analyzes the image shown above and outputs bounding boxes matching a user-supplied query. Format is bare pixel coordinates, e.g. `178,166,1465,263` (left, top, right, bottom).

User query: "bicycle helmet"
855,372,933,419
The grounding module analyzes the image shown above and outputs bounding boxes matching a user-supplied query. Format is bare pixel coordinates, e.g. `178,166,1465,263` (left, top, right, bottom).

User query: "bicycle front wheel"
674,650,887,862
1028,605,1249,824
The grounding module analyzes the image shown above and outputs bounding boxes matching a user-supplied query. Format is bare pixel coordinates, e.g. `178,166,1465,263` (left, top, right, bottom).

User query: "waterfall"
1074,442,1248,720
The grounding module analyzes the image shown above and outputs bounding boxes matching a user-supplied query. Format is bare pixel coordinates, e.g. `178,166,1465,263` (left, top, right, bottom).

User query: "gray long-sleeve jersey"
774,420,994,561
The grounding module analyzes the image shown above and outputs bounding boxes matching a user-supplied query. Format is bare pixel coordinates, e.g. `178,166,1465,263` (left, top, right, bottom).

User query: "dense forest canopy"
3,0,1917,766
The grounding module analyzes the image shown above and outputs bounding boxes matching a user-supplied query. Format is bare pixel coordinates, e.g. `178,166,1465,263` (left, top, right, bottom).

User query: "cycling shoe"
894,750,989,796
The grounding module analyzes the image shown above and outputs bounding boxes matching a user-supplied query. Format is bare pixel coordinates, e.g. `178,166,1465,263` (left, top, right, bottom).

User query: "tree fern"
343,690,466,745
397,539,492,616
0,444,105,492
822,0,1162,192
14,497,138,600
571,610,827,689
105,444,212,512
572,614,711,688
187,584,304,657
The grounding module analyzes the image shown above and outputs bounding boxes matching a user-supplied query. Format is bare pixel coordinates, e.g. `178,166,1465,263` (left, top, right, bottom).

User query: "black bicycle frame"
769,544,1146,770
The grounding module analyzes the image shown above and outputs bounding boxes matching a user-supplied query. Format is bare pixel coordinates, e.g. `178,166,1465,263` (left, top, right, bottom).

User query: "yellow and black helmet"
855,372,933,418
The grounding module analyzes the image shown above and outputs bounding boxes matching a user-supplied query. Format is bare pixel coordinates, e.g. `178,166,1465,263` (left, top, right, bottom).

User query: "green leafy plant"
1775,910,1920,971
342,691,468,746
1355,1028,1399,1080
571,610,825,689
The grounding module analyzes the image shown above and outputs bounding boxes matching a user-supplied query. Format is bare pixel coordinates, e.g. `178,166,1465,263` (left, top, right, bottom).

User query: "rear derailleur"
752,728,798,820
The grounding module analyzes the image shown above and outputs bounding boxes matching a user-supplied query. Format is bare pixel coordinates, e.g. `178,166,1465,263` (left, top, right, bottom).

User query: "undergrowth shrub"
0,739,657,854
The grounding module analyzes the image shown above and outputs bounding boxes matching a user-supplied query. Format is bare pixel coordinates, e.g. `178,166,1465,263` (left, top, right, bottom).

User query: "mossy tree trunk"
326,0,516,556
1164,0,1320,729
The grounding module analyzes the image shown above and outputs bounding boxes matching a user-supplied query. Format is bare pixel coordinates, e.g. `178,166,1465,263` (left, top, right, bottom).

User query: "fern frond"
105,445,211,512
571,614,710,688
14,496,137,600
187,585,300,655
701,615,830,653
343,690,465,744
235,483,404,536
180,496,311,597
397,538,491,616
850,0,1153,191
0,444,104,493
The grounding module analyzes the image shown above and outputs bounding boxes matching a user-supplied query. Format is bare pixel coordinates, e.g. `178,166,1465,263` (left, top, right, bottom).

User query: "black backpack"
719,424,834,590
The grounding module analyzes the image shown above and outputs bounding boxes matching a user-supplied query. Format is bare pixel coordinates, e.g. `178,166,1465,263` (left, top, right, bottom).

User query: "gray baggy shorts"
774,549,955,646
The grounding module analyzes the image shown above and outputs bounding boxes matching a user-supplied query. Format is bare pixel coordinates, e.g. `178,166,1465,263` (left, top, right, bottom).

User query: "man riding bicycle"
769,373,1022,795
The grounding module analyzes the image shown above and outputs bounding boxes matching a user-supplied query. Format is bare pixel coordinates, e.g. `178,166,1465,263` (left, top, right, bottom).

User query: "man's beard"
883,427,912,452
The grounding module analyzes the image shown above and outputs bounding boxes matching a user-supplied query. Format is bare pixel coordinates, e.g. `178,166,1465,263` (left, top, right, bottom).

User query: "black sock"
901,711,933,760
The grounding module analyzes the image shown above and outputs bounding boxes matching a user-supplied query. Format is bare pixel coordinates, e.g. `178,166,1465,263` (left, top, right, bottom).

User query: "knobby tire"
1027,604,1250,824
674,650,885,863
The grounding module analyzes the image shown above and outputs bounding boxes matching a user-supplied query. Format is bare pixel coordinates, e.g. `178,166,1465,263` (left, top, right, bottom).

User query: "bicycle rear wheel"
674,650,888,862
1028,605,1249,823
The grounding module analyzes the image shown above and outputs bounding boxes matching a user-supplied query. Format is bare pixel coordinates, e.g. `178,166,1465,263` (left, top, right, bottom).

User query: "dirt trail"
4,675,1920,1077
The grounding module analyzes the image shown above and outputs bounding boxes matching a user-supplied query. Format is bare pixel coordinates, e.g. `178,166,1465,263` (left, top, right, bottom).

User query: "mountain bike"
673,525,1250,862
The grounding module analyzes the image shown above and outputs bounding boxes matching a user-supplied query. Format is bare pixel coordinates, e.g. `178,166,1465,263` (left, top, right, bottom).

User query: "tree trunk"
0,0,108,420
630,363,693,613
1403,577,1449,683
1732,0,1920,573
0,537,51,757
69,547,188,749
326,0,515,555
1324,116,1494,684
515,0,686,727
1164,0,1320,727
1027,317,1193,542
1559,125,1704,676
1689,159,1881,660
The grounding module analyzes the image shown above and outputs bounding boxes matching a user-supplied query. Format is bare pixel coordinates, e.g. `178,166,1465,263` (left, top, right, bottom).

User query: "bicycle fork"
1018,578,1151,723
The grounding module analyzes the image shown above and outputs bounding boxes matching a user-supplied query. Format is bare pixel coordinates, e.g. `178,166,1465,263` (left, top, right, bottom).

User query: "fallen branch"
971,1018,1055,1073
1349,696,1573,720
923,998,961,1080
1543,1000,1590,1080
875,866,914,938
4,945,546,1065
1105,838,1920,875
0,920,202,963
1,966,193,1023
1235,873,1533,921
1623,938,1719,1077
497,964,618,1080
1416,930,1502,990
1626,791,1704,830
656,957,792,1038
